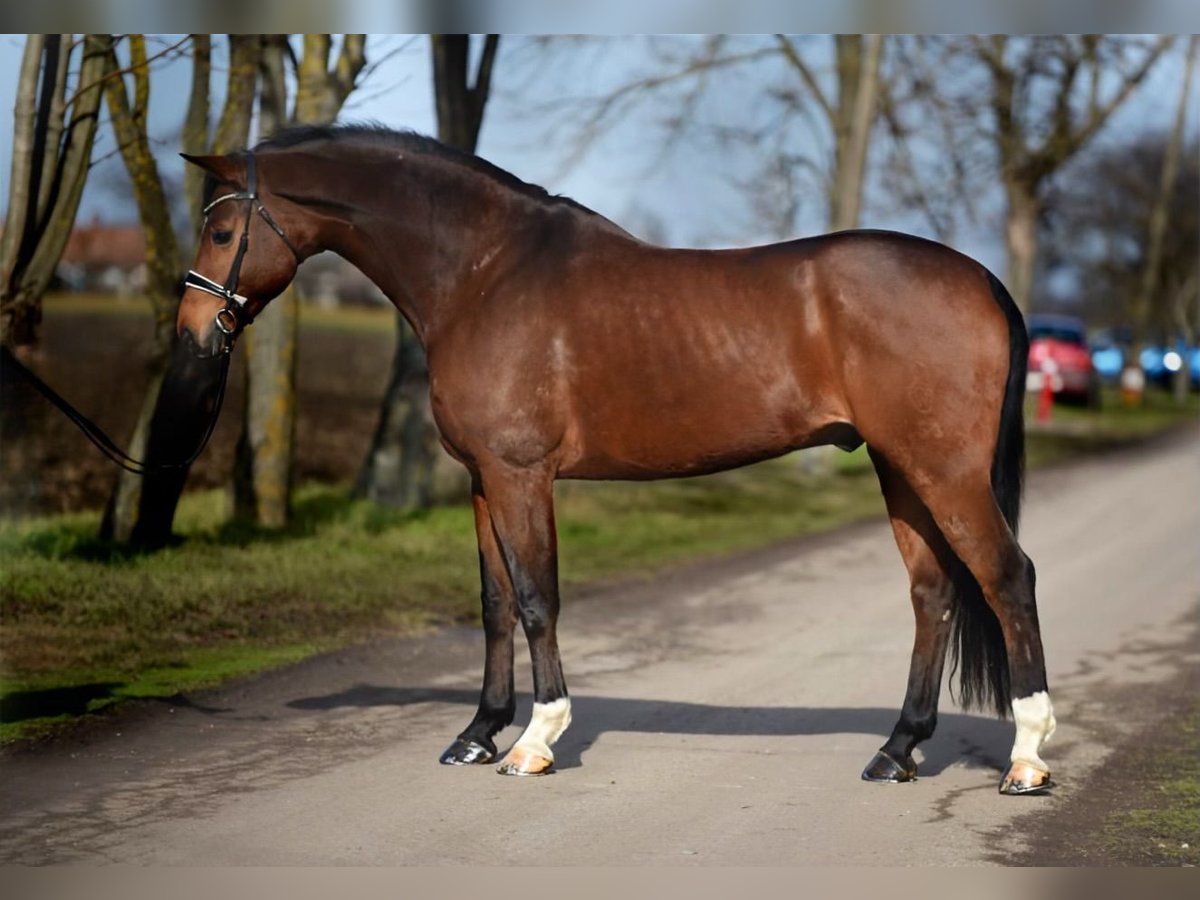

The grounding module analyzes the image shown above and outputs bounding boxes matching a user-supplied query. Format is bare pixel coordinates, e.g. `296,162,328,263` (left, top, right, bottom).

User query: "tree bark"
356,34,498,510
973,35,1173,313
234,34,365,527
127,34,260,548
0,35,45,305
353,324,436,508
1133,36,1195,407
1003,184,1040,316
98,35,186,542
182,35,212,241
830,34,883,231
1,34,109,347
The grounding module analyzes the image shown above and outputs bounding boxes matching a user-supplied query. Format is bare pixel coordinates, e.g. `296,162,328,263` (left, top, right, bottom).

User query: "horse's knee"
481,592,518,632
515,593,557,638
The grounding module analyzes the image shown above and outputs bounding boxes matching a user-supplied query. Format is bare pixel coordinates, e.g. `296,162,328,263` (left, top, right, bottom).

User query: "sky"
0,34,1195,282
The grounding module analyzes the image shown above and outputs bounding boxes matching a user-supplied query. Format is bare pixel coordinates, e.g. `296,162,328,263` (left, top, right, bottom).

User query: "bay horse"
178,125,1055,795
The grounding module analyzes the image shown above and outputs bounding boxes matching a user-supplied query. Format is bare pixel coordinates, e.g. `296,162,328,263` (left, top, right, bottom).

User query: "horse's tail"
948,271,1027,718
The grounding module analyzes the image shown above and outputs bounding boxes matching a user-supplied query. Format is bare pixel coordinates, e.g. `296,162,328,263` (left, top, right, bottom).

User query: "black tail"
948,271,1027,718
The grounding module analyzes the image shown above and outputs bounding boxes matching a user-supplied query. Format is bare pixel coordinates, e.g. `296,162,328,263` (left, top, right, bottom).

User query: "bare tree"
1,34,111,347
773,34,884,231
956,35,1174,312
233,34,366,528
1130,36,1196,404
356,34,499,510
97,35,189,541
125,34,261,548
181,34,212,239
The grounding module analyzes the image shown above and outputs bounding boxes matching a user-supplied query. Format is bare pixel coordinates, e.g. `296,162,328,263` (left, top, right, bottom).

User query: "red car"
1026,314,1100,407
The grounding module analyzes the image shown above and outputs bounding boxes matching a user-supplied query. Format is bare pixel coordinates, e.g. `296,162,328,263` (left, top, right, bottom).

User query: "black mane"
254,123,585,212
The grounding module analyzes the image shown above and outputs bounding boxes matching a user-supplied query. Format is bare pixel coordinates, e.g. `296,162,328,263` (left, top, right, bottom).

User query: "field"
2,295,1196,740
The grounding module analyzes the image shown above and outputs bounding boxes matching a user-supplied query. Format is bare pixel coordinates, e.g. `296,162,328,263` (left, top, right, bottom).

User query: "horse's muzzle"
179,322,228,360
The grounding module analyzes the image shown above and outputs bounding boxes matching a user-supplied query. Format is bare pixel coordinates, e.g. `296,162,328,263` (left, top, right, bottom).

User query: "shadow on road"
287,684,1011,776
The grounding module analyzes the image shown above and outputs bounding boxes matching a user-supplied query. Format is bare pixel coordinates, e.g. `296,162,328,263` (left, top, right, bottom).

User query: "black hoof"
861,750,917,783
439,737,496,766
999,760,1054,795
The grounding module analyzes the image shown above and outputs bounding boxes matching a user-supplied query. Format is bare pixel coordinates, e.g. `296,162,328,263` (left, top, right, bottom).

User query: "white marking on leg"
513,697,572,762
1010,691,1056,770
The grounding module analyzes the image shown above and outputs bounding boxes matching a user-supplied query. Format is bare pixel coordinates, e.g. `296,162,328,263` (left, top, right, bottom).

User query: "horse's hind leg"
861,451,957,784
909,470,1055,795
439,484,519,765
478,464,571,776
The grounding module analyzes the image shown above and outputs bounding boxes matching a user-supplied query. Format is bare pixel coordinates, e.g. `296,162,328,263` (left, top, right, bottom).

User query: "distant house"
294,251,388,309
57,217,147,295
4,216,384,308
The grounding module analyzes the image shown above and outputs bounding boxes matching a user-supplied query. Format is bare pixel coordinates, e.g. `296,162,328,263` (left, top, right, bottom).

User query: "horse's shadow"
287,685,1012,776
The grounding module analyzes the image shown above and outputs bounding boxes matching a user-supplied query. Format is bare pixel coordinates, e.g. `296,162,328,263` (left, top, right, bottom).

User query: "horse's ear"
180,152,245,186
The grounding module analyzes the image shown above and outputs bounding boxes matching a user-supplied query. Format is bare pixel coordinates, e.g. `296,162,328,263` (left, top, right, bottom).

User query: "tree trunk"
354,322,436,507
835,34,883,232
233,35,295,525
233,34,365,527
182,35,212,240
1134,36,1196,408
0,35,45,317
127,34,260,547
98,35,186,542
808,35,881,475
1003,183,1040,314
1,34,109,347
356,34,498,509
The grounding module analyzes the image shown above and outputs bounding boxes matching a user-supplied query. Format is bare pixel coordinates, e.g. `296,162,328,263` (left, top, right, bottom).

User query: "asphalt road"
2,426,1197,865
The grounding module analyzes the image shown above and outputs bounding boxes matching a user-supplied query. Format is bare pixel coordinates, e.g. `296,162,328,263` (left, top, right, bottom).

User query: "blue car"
1089,331,1199,391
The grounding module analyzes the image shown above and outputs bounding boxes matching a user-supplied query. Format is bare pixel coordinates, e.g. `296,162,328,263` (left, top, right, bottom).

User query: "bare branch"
61,34,189,112
773,34,833,123
1071,35,1175,150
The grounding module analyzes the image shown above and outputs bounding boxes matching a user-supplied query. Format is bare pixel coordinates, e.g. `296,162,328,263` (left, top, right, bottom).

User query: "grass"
1024,387,1199,468
0,453,886,741
1097,693,1200,865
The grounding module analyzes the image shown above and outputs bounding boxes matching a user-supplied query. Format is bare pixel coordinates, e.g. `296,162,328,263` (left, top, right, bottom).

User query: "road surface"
2,426,1197,865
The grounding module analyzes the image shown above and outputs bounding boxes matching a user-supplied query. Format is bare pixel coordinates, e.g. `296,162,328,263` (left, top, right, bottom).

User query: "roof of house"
60,217,146,268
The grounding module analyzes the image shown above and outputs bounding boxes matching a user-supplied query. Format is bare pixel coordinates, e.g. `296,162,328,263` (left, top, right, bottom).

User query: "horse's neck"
313,160,515,344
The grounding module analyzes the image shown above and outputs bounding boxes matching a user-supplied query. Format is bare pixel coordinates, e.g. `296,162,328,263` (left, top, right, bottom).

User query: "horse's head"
178,152,308,356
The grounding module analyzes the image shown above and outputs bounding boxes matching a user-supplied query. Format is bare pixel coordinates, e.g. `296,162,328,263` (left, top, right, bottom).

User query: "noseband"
183,151,300,349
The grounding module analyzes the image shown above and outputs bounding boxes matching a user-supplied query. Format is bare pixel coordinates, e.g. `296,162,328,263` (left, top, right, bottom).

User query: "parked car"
1138,340,1200,390
1088,326,1131,384
1026,314,1100,406
1090,327,1200,391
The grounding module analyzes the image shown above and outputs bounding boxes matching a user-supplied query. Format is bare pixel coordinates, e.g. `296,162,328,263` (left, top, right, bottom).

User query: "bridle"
183,150,301,351
7,151,304,477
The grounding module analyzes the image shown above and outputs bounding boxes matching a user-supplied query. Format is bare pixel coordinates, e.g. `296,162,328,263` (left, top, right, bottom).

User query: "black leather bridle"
183,151,301,350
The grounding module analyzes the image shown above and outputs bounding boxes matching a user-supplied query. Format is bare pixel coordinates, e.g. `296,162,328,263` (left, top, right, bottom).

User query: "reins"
8,150,299,477
3,343,232,476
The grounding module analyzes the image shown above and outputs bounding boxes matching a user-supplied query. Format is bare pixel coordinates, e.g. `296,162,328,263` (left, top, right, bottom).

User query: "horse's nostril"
178,327,217,359
179,328,200,355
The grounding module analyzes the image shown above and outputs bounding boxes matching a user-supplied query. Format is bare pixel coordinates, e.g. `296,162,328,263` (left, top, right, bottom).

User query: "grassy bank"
1,453,887,740
1,387,1195,742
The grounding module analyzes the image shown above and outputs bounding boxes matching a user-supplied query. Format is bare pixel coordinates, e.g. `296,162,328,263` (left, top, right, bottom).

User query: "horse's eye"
212,229,234,246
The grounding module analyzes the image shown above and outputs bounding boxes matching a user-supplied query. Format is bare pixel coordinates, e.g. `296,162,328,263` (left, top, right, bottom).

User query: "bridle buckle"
214,306,240,336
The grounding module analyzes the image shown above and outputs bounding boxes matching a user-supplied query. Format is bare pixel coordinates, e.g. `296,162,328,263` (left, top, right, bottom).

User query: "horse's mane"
254,123,590,214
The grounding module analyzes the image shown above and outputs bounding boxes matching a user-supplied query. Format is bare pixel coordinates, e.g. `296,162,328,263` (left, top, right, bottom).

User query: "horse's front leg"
478,463,570,776
439,484,519,765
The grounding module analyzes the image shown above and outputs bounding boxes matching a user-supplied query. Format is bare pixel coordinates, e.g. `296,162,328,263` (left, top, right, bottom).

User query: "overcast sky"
0,34,1195,279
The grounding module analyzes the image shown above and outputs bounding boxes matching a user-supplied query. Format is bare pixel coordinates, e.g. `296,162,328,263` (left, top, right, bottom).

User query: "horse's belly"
559,385,844,480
